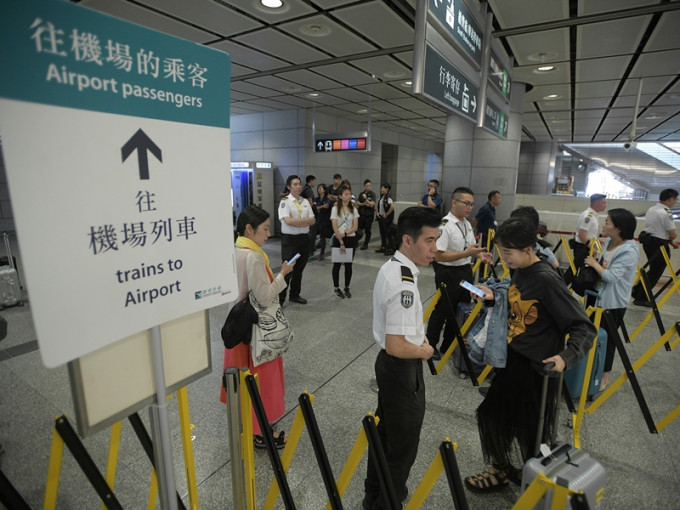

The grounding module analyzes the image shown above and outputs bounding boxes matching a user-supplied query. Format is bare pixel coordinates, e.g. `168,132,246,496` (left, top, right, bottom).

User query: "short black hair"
236,205,269,236
397,207,441,248
488,190,501,201
306,175,316,184
451,186,474,201
429,179,440,187
286,174,300,188
333,173,342,180
496,217,536,250
659,188,678,202
608,208,636,240
510,206,539,232
590,193,606,205
381,183,391,191
364,178,372,185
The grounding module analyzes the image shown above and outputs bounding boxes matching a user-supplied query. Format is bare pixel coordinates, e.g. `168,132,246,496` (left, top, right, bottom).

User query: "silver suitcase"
521,442,606,510
0,232,22,309
520,364,606,509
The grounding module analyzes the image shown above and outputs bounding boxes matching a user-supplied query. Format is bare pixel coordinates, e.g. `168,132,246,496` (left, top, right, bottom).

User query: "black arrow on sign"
121,129,162,180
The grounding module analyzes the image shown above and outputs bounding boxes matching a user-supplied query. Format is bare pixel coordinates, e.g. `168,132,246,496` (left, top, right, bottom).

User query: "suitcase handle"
540,443,572,466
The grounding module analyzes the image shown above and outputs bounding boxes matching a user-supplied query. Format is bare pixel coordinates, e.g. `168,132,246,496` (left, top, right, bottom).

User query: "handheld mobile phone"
288,253,301,264
459,280,485,298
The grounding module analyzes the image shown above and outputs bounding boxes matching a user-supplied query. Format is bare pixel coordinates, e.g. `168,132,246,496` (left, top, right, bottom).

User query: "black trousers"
425,263,472,353
633,237,670,301
331,236,357,288
377,218,394,250
279,233,310,302
602,308,625,372
359,215,374,248
364,350,425,508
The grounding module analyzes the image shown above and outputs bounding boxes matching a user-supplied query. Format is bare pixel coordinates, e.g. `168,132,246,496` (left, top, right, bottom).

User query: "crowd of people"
222,178,678,507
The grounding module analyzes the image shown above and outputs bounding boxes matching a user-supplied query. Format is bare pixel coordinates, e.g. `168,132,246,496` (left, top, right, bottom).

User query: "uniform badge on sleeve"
401,290,414,308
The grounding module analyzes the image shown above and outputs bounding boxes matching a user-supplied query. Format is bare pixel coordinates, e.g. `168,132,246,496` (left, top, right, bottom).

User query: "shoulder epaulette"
441,219,449,225
401,265,414,283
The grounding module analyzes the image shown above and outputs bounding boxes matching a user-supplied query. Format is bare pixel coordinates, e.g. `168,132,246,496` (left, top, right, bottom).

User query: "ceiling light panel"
278,15,376,56
136,0,263,37
576,17,650,59
331,0,414,48
234,29,328,64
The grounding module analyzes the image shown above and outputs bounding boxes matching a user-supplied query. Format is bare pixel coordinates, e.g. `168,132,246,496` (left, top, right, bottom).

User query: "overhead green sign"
427,0,483,68
483,98,509,139
0,0,230,128
488,50,511,101
423,44,478,122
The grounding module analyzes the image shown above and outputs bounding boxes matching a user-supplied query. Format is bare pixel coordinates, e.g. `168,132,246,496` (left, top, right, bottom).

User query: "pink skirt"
219,342,285,436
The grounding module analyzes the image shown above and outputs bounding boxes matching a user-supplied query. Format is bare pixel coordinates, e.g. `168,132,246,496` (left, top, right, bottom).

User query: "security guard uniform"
279,193,314,303
426,212,476,354
364,252,426,508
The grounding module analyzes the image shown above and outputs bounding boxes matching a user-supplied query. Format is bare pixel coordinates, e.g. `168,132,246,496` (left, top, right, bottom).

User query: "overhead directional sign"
488,50,512,102
314,132,369,152
483,98,509,139
428,0,484,68
0,0,237,367
423,45,478,122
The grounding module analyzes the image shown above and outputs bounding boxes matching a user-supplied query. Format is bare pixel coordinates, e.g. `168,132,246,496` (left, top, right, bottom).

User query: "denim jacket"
467,278,511,368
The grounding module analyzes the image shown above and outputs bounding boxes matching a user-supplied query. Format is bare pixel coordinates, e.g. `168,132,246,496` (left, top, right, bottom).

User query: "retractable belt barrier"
227,373,472,509
44,389,198,510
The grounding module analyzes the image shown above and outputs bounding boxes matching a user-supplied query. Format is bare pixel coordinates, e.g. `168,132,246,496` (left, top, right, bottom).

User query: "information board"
0,0,237,367
483,97,509,139
488,50,512,102
422,44,479,122
315,132,369,152
427,0,484,68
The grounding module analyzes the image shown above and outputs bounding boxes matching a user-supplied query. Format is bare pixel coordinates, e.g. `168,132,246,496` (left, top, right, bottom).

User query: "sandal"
465,466,509,493
253,430,287,450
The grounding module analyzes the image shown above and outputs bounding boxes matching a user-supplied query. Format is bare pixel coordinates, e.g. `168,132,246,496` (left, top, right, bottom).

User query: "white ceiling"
79,0,680,193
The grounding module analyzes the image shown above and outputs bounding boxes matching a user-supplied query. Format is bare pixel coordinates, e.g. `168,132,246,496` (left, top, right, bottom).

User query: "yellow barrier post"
102,421,122,510
177,386,199,510
571,308,602,449
240,369,257,510
629,278,680,342
43,418,66,510
263,393,315,510
405,439,458,509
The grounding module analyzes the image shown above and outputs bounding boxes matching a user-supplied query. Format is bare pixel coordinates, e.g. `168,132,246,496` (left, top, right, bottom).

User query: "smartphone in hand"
459,280,485,298
288,253,301,264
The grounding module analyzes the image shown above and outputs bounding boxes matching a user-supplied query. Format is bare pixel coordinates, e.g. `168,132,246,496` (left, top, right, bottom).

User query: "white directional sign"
0,0,237,367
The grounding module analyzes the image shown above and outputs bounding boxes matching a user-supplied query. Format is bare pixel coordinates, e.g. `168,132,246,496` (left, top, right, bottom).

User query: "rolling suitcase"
564,327,608,399
0,232,22,310
520,365,606,509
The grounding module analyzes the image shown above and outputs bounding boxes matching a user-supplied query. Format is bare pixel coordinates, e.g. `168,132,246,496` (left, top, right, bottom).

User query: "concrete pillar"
441,82,526,222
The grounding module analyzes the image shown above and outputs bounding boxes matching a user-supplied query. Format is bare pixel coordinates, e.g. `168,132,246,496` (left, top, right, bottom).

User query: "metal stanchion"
224,368,247,509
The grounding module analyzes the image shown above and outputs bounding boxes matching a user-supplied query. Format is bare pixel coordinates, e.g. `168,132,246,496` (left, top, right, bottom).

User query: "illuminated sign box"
315,131,370,152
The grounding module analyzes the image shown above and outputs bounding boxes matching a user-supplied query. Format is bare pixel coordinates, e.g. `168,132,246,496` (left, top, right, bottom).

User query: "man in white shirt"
426,187,493,360
565,193,607,285
279,175,315,305
633,188,678,306
363,206,439,510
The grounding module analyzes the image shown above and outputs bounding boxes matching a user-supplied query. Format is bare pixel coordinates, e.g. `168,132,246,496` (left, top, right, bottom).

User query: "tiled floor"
1,235,679,509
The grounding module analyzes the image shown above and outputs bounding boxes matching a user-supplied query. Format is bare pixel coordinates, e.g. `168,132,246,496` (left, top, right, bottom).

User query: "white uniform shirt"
373,252,424,350
436,212,476,267
645,202,676,240
574,207,599,244
279,194,314,234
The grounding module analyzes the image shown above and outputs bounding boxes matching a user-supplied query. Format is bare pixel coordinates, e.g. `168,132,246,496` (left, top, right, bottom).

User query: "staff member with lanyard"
279,175,315,305
363,206,440,510
426,187,492,360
